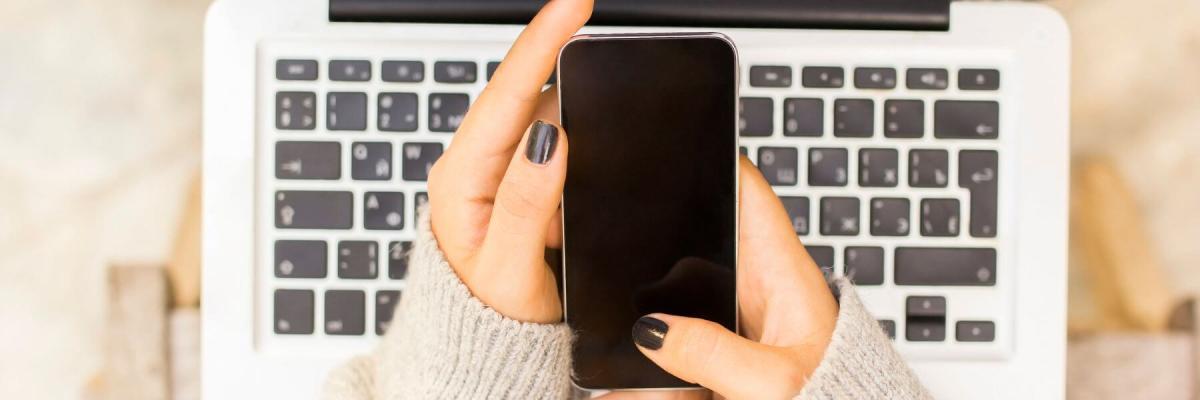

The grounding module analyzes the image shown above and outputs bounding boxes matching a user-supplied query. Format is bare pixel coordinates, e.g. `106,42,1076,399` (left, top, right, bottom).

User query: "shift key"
895,247,996,286
276,191,353,229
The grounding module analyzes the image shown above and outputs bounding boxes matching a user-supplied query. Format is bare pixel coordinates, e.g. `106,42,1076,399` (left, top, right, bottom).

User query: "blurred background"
1,0,1198,398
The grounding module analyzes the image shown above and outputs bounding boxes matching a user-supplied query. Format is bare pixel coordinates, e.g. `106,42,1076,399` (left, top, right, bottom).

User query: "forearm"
796,279,932,399
322,210,575,400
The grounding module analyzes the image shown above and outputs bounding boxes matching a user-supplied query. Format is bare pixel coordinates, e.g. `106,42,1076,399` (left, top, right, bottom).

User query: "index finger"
451,0,592,159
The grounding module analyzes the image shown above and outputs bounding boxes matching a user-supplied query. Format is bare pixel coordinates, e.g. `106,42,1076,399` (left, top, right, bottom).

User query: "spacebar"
894,247,996,286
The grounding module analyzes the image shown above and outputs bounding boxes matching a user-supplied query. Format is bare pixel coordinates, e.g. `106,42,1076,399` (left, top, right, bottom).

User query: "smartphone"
557,33,739,390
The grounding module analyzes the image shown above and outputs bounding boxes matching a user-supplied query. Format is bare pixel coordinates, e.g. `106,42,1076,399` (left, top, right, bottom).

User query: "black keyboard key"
364,192,405,230
806,245,834,278
756,147,798,186
859,148,898,187
329,60,371,82
934,100,999,139
429,93,469,132
374,254,409,288
908,320,946,342
884,100,924,138
274,289,314,334
921,199,960,237
960,150,999,237
379,93,419,132
956,321,996,342
845,246,883,285
779,196,810,235
338,241,379,279
870,198,911,237
879,319,896,339
749,65,792,87
401,143,444,182
895,247,996,286
274,240,327,278
959,69,1000,91
488,61,554,84
909,149,949,188
276,92,316,130
833,99,873,137
275,141,340,180
739,97,773,137
381,60,424,83
327,92,368,131
783,98,823,137
351,142,392,181
413,192,429,225
854,67,897,89
434,61,477,83
906,296,946,342
486,61,500,80
376,290,402,335
325,290,365,335
907,296,946,317
906,68,948,90
802,66,844,88
275,191,352,229
388,241,414,280
276,59,318,81
808,148,848,187
820,197,860,236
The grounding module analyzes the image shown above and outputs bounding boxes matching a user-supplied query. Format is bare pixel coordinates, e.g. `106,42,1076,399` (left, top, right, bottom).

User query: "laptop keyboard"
260,42,1008,359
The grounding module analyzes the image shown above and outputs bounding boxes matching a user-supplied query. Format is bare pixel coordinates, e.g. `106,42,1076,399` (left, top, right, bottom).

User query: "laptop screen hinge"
329,0,951,31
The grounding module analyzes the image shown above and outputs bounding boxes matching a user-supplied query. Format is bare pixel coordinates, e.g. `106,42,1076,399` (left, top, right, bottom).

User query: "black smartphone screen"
558,34,738,390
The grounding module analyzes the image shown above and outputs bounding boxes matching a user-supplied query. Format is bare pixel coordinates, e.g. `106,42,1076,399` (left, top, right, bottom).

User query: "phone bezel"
555,32,742,392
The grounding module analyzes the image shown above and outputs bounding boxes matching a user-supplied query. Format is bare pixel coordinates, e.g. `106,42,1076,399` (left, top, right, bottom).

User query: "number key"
327,92,368,131
429,93,469,133
739,97,773,137
783,98,822,137
378,93,418,132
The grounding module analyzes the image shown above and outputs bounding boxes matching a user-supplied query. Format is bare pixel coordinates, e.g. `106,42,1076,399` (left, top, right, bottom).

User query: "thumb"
632,314,804,399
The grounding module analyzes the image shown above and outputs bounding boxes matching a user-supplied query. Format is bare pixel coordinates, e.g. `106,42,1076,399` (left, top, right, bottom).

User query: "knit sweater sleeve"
321,208,574,400
796,278,933,399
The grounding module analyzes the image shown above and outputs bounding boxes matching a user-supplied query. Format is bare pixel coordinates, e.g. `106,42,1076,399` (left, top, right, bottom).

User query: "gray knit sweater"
322,211,931,399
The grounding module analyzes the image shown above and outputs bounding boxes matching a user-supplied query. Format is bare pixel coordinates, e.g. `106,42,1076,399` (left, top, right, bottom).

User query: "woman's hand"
426,0,592,324
614,158,840,400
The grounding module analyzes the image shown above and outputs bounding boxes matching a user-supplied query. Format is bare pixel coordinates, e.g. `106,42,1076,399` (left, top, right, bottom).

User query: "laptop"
201,0,1070,398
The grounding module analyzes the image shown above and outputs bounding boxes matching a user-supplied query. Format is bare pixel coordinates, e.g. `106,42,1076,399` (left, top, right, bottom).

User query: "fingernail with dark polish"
524,120,559,165
632,315,669,350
